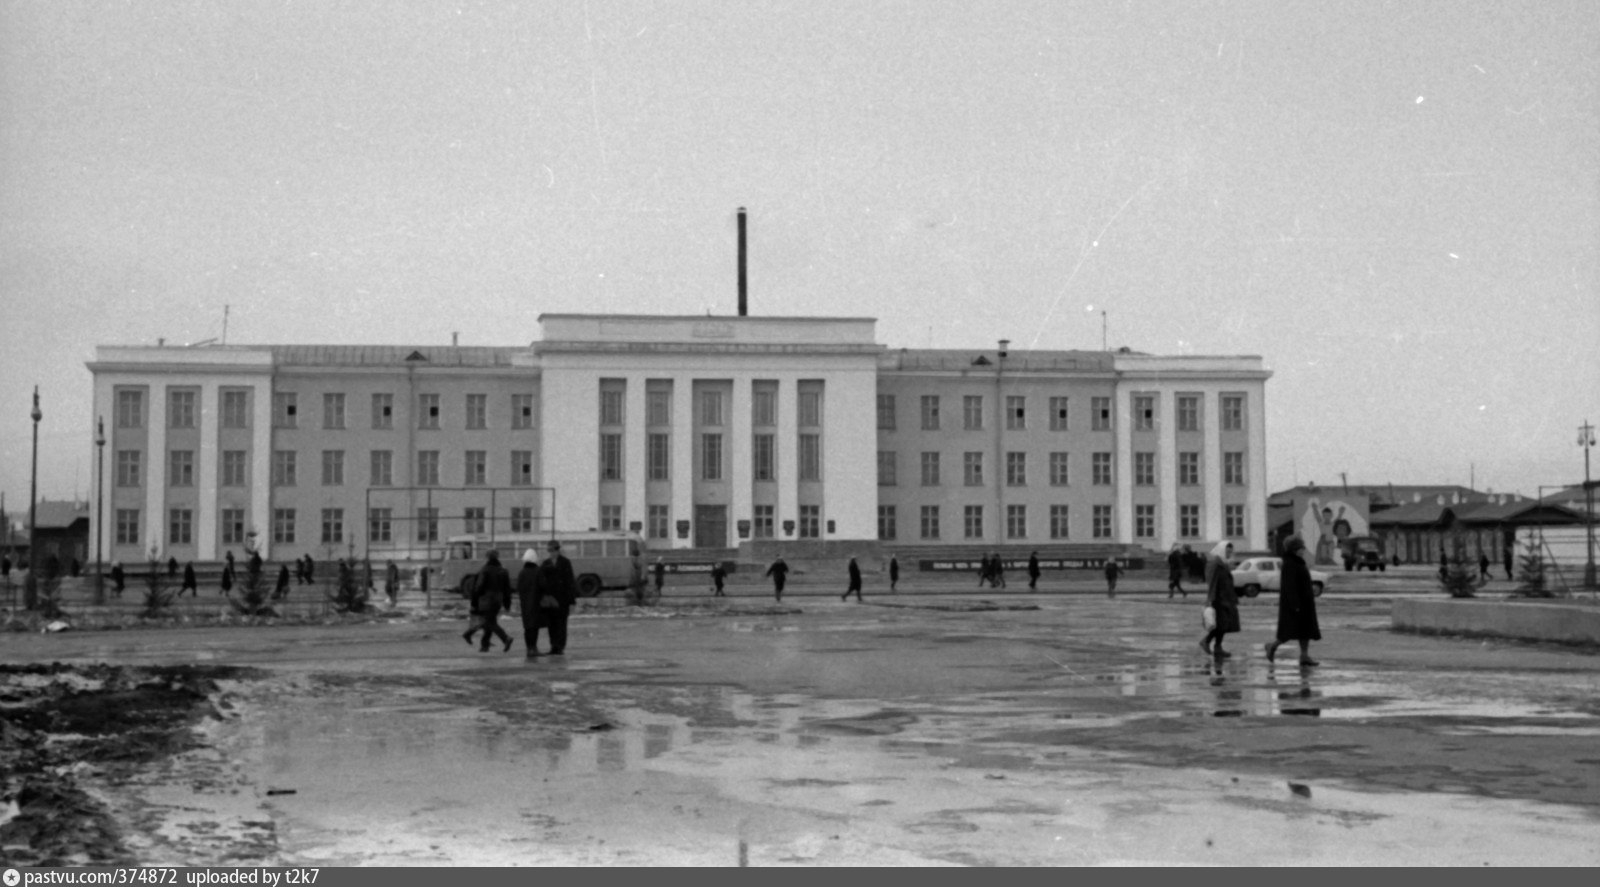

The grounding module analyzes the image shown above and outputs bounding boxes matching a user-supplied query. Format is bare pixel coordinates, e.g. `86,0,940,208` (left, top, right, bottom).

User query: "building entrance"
694,505,727,548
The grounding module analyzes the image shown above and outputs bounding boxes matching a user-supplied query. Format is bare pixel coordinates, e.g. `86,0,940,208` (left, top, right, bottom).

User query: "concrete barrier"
1393,598,1600,646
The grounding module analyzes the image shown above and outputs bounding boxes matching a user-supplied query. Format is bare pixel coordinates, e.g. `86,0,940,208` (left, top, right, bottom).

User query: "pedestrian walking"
991,553,1007,589
1265,536,1321,667
1,554,9,578
654,557,666,599
181,561,198,596
384,560,399,605
1504,545,1515,581
70,557,81,577
1200,541,1241,659
220,561,234,595
841,556,863,602
977,555,992,588
168,556,179,577
1478,552,1491,581
363,558,374,598
519,542,577,657
1027,551,1041,591
1438,548,1449,582
888,553,900,592
1167,544,1187,598
467,550,513,653
710,562,727,597
274,563,291,600
1103,559,1122,597
765,556,789,602
304,554,316,586
110,561,125,596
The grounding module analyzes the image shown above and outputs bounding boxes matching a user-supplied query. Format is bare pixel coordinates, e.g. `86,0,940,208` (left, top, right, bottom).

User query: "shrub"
1439,557,1484,598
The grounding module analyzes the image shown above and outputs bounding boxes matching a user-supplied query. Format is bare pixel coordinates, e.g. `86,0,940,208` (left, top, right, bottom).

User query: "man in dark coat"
1265,536,1321,667
519,542,577,657
1103,559,1122,598
888,554,899,592
765,556,789,602
710,562,727,597
274,564,291,600
1167,545,1186,598
384,560,400,605
470,550,513,653
1027,551,1041,591
1504,545,1515,581
220,561,234,594
653,557,666,599
181,561,198,596
303,554,316,586
1,554,10,577
841,556,863,602
991,553,1006,589
977,555,992,588
1478,552,1491,581
110,561,125,596
168,556,179,577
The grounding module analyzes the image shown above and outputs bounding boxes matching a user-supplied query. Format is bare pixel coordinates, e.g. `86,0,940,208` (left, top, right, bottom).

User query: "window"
1092,452,1113,485
169,390,196,429
1006,396,1026,430
1222,395,1245,431
878,505,897,540
368,508,392,543
600,389,624,426
963,505,984,539
321,509,344,544
116,509,139,545
1050,505,1069,539
511,507,534,533
372,393,394,429
750,388,773,426
920,505,940,540
877,395,896,430
799,434,821,481
600,434,622,481
1224,451,1245,485
1049,452,1069,486
321,450,344,486
599,505,621,532
370,450,393,487
416,508,439,543
323,393,345,430
699,390,722,427
272,450,296,486
512,393,535,429
1006,451,1026,487
169,508,193,545
752,434,774,481
416,450,439,486
1177,395,1199,432
648,505,670,539
1049,397,1069,431
799,505,820,538
272,508,295,544
1225,504,1246,537
418,394,440,429
963,451,983,486
1180,504,1200,538
222,450,247,487
464,450,487,486
1006,504,1027,539
798,390,821,427
649,389,673,426
753,505,774,538
116,451,141,487
963,395,984,430
1135,504,1155,538
511,450,533,486
273,392,297,428
701,434,723,481
1091,397,1111,431
1134,395,1155,431
920,395,941,430
649,434,671,481
1179,452,1200,486
169,450,194,487
1134,452,1155,486
877,451,897,486
1093,504,1113,539
115,389,144,428
920,452,940,486
463,507,486,534
222,390,249,429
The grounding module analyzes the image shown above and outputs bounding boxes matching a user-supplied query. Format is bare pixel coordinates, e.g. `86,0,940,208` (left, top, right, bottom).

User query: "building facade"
86,315,1271,564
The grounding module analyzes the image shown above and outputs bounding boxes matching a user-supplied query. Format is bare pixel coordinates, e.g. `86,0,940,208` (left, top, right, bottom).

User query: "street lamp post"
27,386,41,610
1581,421,1595,588
95,416,106,605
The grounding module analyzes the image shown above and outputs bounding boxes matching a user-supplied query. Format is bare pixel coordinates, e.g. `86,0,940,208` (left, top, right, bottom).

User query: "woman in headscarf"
1200,541,1241,658
1265,536,1321,666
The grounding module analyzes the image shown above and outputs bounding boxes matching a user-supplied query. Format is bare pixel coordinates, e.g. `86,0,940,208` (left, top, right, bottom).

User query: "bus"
433,530,646,598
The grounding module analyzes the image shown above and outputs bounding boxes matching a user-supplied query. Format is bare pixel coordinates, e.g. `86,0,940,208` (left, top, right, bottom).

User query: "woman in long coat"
1200,541,1241,658
1265,536,1321,666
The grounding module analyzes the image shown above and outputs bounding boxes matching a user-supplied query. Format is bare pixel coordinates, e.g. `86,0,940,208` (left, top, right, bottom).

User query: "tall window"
1049,396,1069,431
599,505,621,531
877,451,897,486
878,505,897,540
1177,395,1199,432
512,393,535,429
116,509,140,545
1222,395,1245,431
799,434,821,481
1005,451,1026,486
649,389,673,426
1049,452,1069,486
599,434,622,481
963,451,983,486
1133,395,1155,431
701,434,723,480
372,393,394,429
221,508,246,545
321,450,344,486
466,393,488,430
1050,505,1069,539
222,390,249,429
272,508,295,544
750,388,773,426
920,395,940,430
116,451,141,487
1225,504,1246,537
416,508,439,543
1178,452,1200,486
1093,504,1113,539
368,508,393,543
600,389,625,426
169,390,196,429
511,450,533,486
272,450,296,486
1006,504,1027,539
510,507,534,533
273,392,297,428
798,390,821,427
1005,396,1026,430
753,505,774,538
1180,504,1200,538
752,434,773,481
920,505,940,540
323,393,346,430
963,505,984,539
1092,452,1113,485
1091,397,1111,431
169,450,194,487
418,393,440,429
1135,504,1155,538
920,452,941,486
463,507,486,534
222,450,247,487
115,389,144,428
798,505,820,538
370,450,393,487
1134,452,1155,486
416,451,439,486
877,394,896,430
1224,451,1245,485
699,390,723,427
648,505,670,539
640,434,666,481
169,508,193,545
464,450,487,486
962,395,984,430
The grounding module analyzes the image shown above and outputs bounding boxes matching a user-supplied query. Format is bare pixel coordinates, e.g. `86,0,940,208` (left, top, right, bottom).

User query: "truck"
1340,535,1386,572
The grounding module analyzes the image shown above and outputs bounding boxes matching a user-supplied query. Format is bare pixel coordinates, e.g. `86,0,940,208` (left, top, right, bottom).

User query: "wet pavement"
3,592,1599,865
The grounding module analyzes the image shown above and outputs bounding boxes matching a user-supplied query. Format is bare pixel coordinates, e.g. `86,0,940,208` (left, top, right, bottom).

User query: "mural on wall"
1295,495,1370,566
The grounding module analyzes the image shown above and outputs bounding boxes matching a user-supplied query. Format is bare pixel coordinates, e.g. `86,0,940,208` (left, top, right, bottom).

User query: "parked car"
1230,557,1327,598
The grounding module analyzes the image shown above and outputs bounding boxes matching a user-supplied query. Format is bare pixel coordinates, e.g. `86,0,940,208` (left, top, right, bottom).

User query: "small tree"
228,551,277,617
35,554,64,619
141,545,178,617
1439,556,1483,598
329,559,370,614
1514,536,1555,598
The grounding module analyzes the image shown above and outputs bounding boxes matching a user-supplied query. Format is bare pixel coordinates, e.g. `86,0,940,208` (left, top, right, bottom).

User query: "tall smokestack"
737,207,748,317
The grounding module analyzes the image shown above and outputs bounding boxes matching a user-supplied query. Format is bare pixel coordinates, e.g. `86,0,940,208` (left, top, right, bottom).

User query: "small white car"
1230,557,1328,598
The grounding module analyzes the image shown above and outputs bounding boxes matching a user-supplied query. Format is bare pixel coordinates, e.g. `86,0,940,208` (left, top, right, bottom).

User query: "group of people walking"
1200,538,1321,667
463,541,579,657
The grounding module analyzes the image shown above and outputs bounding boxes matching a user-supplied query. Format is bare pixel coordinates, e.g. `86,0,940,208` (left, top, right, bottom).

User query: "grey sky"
2,0,1596,511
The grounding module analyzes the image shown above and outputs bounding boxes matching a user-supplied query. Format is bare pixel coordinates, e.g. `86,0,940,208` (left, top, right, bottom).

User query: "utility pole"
1580,421,1595,588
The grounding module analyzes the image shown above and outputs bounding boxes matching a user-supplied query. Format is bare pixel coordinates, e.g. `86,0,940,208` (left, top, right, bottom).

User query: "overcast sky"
2,0,1596,517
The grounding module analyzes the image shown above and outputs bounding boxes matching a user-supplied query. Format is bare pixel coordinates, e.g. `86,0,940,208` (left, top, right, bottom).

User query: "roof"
879,349,1117,372
1268,484,1498,508
269,345,528,367
1371,500,1585,528
32,500,89,530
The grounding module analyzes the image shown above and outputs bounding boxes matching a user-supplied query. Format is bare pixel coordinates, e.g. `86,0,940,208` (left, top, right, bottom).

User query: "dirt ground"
3,589,1599,866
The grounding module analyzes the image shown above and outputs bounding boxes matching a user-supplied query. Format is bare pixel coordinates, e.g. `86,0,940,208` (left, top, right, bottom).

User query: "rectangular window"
1092,452,1113,486
320,509,343,544
511,450,533,486
323,393,346,430
920,395,941,431
464,450,487,486
372,393,394,429
600,389,625,426
1225,504,1246,537
416,450,439,486
1134,395,1155,431
416,508,439,543
1049,452,1069,486
1134,452,1155,486
1006,395,1026,430
600,434,623,481
963,395,984,430
511,507,534,533
1180,504,1200,538
222,450,247,487
750,388,773,426
1135,504,1155,538
798,391,821,427
920,505,940,540
116,450,141,487
699,390,723,427
753,504,774,538
169,508,193,545
701,434,723,481
1222,395,1245,431
116,509,139,545
1050,505,1070,539
370,450,393,487
466,393,488,430
418,394,440,430
512,393,535,429
597,505,621,531
799,504,820,539
648,504,670,539
1177,395,1200,432
272,450,296,487
1224,451,1245,485
321,450,344,486
877,451,897,486
963,451,983,486
169,450,194,487
368,508,392,543
1049,396,1069,431
877,394,896,431
648,389,673,426
878,505,897,541
963,505,984,539
1093,504,1113,539
752,434,774,481
272,508,295,545
169,390,196,429
1178,452,1200,486
799,434,821,481
1092,396,1112,431
1006,451,1026,487
463,507,486,534
1006,504,1027,539
649,434,671,481
273,392,297,428
222,390,249,429
115,389,144,428
920,452,940,486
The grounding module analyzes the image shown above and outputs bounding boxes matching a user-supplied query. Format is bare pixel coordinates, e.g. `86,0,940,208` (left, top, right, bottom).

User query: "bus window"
450,543,473,560
604,540,627,557
578,540,602,558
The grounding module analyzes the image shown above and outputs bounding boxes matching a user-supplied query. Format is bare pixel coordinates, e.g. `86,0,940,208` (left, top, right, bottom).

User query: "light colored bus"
434,530,646,598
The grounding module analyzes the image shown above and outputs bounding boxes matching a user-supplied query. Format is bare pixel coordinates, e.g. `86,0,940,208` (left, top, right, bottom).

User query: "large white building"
86,314,1270,564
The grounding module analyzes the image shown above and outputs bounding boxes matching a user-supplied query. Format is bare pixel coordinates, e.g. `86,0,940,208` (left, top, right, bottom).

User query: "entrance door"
694,505,727,548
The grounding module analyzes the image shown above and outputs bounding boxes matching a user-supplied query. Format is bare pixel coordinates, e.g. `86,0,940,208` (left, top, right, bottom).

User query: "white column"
671,376,694,549
252,378,273,560
1158,390,1177,550
776,376,799,537
1114,385,1133,543
145,386,167,558
1246,382,1269,550
1204,389,1225,542
624,377,647,532
196,382,220,560
730,374,753,547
